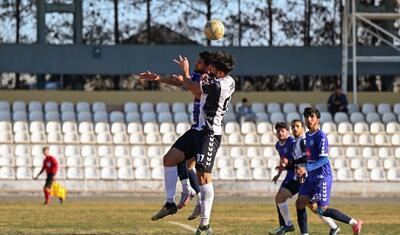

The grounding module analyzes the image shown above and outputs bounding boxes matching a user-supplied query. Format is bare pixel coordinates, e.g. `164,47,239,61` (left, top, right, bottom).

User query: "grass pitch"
0,195,399,234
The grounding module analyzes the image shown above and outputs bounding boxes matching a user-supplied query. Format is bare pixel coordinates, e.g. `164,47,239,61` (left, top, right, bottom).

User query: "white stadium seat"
345,147,360,158
114,145,130,158
322,122,337,134
383,159,397,170
100,157,115,168
387,168,400,181
146,133,161,145
375,134,391,146
370,168,386,181
0,144,13,157
358,134,374,146
62,121,78,133
159,122,175,134
127,122,143,134
337,122,353,134
135,166,151,179
0,167,15,179
84,167,100,179
370,122,385,134
329,147,344,159
31,132,46,144
354,122,369,135
13,121,28,133
256,122,273,135
46,121,62,134
0,132,13,144
327,133,341,146
225,122,240,134
162,133,177,145
98,145,113,158
30,121,45,134
129,133,145,144
81,145,97,158
67,167,84,180
16,167,32,179
378,147,393,159
131,146,146,158
64,132,80,144
118,167,134,180
241,122,256,134
337,168,353,181
391,134,400,146
250,158,265,168
350,159,364,169
244,133,260,145
252,167,270,180
80,133,96,144
219,167,236,180
228,133,243,145
236,167,252,180
14,132,30,144
175,122,191,135
113,133,129,144
47,133,63,144
0,121,12,133
247,147,262,158
342,134,357,146
353,168,368,181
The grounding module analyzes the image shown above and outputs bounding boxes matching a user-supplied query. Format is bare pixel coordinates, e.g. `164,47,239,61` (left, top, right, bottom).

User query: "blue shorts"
299,175,332,207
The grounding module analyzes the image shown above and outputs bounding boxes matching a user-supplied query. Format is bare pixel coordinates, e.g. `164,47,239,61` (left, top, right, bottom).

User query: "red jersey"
41,156,58,174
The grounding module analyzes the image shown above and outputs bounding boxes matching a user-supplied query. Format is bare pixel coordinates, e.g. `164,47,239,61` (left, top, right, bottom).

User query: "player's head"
303,107,321,131
274,122,289,141
291,119,304,138
42,147,49,157
194,51,212,73
209,51,235,78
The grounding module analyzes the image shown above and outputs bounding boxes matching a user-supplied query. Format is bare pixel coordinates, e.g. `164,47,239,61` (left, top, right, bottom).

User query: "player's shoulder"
317,129,327,138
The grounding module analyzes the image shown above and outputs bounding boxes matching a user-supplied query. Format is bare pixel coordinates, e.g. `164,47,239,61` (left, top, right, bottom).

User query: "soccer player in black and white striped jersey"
151,51,236,235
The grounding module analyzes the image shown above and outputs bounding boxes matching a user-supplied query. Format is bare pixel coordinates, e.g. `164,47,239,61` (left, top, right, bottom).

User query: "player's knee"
317,206,328,215
295,198,307,209
275,192,286,203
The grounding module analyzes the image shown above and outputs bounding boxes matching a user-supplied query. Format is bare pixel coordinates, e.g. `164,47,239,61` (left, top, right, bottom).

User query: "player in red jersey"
34,146,60,205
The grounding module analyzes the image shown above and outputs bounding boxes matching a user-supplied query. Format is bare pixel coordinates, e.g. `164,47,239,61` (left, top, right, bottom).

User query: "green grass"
0,196,399,234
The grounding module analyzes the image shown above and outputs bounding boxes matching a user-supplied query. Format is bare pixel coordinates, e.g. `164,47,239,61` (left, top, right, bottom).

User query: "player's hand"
173,55,190,73
139,71,159,81
33,176,38,180
271,174,280,184
296,167,307,178
172,74,184,84
200,73,209,83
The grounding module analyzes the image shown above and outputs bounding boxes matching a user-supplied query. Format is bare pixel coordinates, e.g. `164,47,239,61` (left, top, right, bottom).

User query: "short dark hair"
210,51,235,74
199,51,212,65
291,119,304,127
303,107,321,119
274,122,289,131
42,146,49,152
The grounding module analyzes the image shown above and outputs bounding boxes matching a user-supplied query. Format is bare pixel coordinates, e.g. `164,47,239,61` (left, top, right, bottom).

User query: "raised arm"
173,55,202,98
139,71,183,87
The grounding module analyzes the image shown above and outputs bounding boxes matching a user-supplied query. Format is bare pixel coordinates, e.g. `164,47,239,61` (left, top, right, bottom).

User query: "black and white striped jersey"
193,75,235,135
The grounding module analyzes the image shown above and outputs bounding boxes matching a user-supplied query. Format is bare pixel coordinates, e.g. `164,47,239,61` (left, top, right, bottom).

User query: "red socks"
44,188,50,204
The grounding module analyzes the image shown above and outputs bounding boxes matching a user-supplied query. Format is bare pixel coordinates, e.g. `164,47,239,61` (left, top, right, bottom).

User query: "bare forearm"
159,77,183,86
182,76,201,98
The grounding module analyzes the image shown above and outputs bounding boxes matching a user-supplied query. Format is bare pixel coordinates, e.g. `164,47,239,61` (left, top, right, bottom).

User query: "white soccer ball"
204,19,225,40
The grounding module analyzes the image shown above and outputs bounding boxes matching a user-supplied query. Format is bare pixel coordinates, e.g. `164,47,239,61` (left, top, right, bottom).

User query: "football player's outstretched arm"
139,71,183,86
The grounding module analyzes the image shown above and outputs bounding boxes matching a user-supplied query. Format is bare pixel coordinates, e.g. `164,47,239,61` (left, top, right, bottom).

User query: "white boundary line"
167,221,197,233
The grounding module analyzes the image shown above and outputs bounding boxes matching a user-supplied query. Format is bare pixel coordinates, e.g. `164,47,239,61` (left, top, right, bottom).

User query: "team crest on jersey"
283,148,288,154
309,139,314,146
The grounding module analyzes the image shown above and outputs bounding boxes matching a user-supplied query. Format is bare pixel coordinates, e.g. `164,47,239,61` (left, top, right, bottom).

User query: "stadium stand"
0,100,399,185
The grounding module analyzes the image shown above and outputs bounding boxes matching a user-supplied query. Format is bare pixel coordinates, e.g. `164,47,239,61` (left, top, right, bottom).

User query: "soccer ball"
204,19,225,40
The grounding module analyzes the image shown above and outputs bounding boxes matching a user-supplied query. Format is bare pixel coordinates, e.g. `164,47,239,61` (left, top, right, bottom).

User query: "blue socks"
297,208,308,234
188,169,200,194
322,208,351,224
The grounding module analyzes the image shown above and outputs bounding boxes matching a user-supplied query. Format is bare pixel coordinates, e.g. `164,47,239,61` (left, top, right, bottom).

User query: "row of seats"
2,144,400,160
1,129,399,146
1,166,399,182
1,101,399,124
2,120,399,136
3,101,400,116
